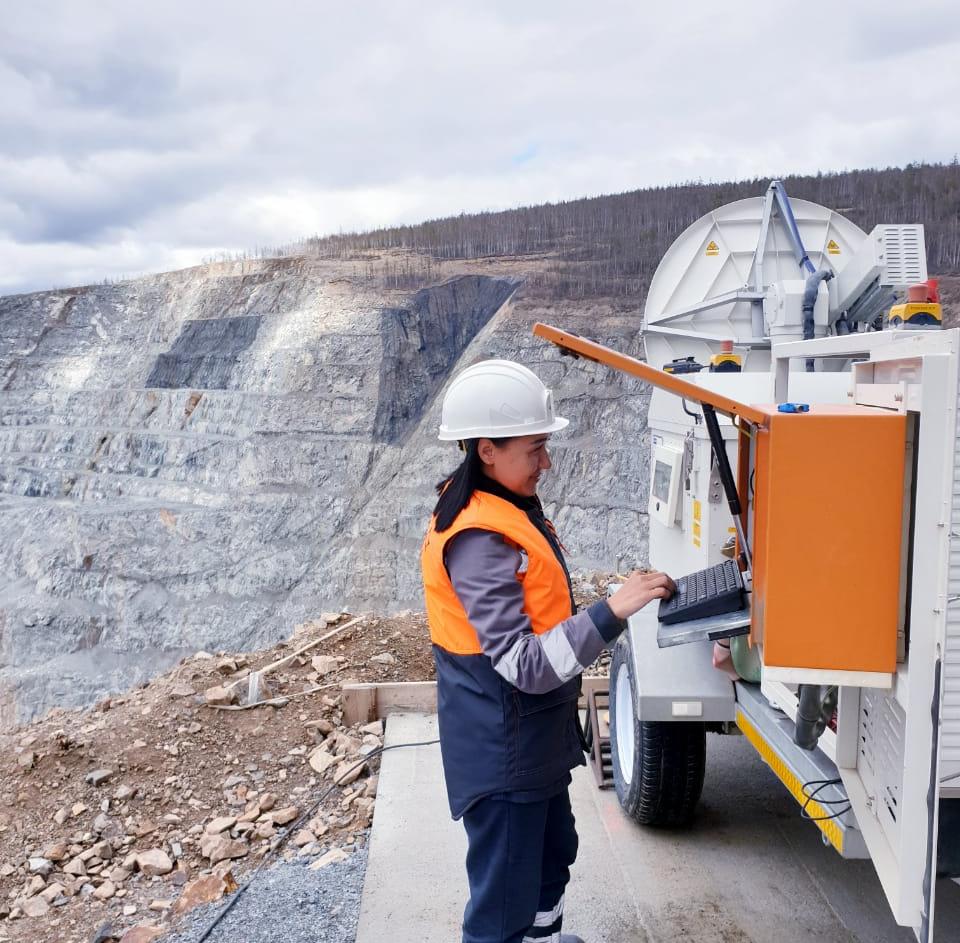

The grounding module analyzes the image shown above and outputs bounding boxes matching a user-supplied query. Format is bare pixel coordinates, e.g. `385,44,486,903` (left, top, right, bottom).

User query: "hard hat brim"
437,415,569,441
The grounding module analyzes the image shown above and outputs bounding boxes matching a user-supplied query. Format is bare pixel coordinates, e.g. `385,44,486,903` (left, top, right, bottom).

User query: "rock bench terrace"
0,256,651,723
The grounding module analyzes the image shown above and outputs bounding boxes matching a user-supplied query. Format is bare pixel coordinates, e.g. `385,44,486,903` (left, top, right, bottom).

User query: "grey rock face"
0,260,650,722
146,315,262,389
374,276,517,444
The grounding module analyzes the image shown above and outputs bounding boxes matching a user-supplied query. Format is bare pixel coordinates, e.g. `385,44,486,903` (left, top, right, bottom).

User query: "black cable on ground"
192,736,440,943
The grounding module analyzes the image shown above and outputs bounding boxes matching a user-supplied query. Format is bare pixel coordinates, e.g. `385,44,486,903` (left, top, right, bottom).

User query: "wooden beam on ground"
224,616,363,696
341,676,610,726
341,681,437,726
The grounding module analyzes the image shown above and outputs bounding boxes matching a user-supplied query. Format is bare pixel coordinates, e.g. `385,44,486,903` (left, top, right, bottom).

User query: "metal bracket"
708,458,723,504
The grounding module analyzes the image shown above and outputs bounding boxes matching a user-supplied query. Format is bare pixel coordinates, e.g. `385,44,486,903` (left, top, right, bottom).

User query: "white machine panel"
859,688,907,850
834,224,928,315
940,391,960,788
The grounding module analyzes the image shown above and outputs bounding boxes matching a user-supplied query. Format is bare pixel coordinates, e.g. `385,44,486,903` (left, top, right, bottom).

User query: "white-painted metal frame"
771,329,960,942
621,185,953,942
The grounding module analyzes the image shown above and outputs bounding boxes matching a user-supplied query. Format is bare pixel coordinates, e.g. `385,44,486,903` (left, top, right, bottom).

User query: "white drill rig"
535,181,955,942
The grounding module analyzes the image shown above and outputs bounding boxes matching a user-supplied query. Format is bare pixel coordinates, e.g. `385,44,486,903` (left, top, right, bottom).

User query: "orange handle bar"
532,322,768,427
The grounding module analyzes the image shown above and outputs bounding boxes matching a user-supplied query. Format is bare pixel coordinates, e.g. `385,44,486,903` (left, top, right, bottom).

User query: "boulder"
200,834,249,865
119,926,165,943
334,760,364,786
172,871,237,916
308,847,350,870
204,816,237,835
204,685,237,706
269,806,299,826
136,850,174,877
257,793,277,812
44,841,69,862
63,856,87,877
91,840,114,860
311,655,339,676
93,880,116,900
293,829,317,848
27,857,53,877
85,769,115,787
39,882,65,904
21,896,50,917
308,748,337,775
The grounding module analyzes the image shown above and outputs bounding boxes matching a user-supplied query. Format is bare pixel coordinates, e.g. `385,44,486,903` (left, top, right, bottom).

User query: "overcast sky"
2,0,958,297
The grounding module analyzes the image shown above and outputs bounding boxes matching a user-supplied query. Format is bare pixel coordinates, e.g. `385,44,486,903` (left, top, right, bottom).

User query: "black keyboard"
658,559,745,625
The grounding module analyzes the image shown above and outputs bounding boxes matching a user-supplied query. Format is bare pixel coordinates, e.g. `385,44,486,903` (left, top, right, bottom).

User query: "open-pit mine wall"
0,258,651,722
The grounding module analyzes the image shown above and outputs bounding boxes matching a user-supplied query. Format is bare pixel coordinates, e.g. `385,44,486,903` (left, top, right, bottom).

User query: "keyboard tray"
656,606,751,649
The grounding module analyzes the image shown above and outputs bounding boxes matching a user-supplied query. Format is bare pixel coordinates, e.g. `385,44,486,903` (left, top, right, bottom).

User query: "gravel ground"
163,845,369,943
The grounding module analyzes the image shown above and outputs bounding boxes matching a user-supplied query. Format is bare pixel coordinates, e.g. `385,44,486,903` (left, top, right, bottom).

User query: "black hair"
433,437,510,532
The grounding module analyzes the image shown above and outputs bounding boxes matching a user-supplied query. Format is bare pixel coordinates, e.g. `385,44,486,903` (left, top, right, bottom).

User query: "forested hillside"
3,161,958,722
297,162,960,301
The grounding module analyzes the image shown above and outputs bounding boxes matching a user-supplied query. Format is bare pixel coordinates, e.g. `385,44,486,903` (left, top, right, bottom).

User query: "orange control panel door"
749,404,908,686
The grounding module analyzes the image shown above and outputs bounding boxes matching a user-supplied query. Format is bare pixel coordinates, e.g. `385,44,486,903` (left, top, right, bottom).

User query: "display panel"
649,445,683,527
652,461,672,503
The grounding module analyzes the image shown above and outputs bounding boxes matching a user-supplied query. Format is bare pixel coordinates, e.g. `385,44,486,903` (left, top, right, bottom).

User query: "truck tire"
609,635,706,827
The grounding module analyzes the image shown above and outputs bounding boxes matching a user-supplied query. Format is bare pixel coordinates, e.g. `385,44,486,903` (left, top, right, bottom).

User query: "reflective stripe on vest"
421,491,574,655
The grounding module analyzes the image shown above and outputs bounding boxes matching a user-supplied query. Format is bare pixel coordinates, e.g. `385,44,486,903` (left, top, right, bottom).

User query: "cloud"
1,0,959,296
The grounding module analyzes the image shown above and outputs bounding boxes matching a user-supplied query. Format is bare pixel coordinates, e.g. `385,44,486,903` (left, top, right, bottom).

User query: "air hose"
802,268,835,371
794,684,838,750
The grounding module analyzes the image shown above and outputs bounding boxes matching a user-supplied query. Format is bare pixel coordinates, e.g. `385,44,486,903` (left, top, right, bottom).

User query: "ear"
476,438,497,467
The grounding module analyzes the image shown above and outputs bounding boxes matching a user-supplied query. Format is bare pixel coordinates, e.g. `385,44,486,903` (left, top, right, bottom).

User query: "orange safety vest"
421,491,573,655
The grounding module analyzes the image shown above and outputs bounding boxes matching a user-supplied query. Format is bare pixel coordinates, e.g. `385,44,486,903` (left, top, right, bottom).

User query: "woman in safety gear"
421,359,675,943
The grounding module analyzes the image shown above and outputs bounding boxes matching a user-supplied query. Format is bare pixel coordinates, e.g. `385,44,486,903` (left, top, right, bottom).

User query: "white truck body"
602,184,955,941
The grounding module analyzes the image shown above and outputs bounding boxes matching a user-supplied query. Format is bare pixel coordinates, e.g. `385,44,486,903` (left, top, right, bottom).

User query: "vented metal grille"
860,688,906,844
941,381,960,782
880,225,927,286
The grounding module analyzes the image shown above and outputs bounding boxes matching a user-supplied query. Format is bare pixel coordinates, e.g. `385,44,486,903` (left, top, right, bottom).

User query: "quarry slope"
0,256,651,722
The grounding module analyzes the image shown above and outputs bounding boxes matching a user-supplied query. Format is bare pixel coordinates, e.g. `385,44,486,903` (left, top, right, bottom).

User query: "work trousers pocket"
512,678,580,777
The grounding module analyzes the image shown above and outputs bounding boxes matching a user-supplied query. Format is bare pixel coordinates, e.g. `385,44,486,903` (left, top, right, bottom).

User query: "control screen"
652,460,672,504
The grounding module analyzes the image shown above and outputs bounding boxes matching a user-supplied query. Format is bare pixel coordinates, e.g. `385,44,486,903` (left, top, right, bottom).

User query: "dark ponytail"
433,438,509,532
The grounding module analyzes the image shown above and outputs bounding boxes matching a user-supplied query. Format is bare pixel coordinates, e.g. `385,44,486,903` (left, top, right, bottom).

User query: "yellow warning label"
827,239,841,255
693,522,702,538
693,500,702,522
706,241,720,256
693,537,702,549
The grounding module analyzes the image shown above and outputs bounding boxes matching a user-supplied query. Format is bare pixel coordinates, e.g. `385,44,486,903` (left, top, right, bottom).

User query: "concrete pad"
357,713,960,942
355,714,464,941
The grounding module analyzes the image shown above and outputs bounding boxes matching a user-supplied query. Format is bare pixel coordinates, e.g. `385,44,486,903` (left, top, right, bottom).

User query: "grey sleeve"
444,528,626,694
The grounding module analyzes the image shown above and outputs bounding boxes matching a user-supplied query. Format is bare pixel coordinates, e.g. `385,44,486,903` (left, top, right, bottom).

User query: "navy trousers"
460,787,579,943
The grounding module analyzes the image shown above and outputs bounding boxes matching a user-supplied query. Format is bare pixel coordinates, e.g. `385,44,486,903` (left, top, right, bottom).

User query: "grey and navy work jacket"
421,481,626,819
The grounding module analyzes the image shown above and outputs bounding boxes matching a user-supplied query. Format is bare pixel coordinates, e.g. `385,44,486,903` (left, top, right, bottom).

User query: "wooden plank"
225,616,363,695
342,677,610,723
373,681,438,716
342,683,378,726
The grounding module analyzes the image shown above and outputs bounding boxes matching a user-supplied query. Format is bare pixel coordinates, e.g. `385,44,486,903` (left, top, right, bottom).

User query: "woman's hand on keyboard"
608,570,676,620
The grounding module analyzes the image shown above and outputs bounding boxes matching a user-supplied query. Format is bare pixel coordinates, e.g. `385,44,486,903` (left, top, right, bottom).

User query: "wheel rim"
614,660,635,786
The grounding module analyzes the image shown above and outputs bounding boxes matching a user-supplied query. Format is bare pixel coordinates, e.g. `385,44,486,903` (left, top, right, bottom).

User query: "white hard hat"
438,359,569,441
